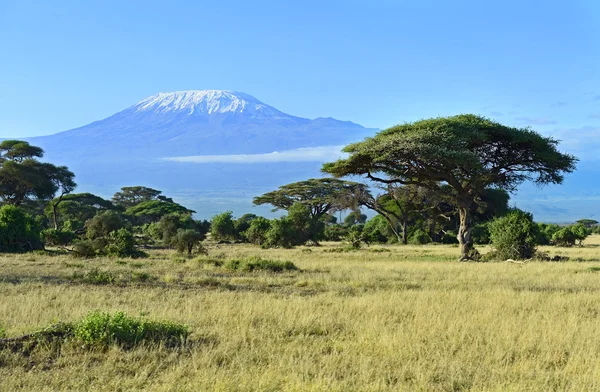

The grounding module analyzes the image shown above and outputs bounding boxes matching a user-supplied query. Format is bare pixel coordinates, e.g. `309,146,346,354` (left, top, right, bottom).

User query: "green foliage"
72,240,97,258
264,218,296,248
537,223,562,245
73,311,189,349
245,217,271,245
0,205,42,252
471,223,490,245
323,224,348,241
344,211,367,226
551,224,590,247
211,211,237,241
125,200,194,224
42,228,75,247
488,210,539,260
86,210,127,239
172,229,206,256
363,215,394,244
234,214,259,238
345,225,366,249
409,228,432,245
0,140,76,206
112,186,163,209
72,269,116,285
105,228,145,258
224,256,298,273
46,193,115,230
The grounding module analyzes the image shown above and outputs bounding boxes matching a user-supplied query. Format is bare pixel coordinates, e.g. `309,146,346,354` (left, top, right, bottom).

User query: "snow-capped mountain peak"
133,90,284,117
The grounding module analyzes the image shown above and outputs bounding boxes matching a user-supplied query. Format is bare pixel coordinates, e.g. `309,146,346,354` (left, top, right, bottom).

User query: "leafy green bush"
245,217,271,245
345,225,366,249
551,224,590,247
172,229,206,256
211,211,237,241
264,218,296,248
105,228,145,258
471,223,490,245
42,228,76,247
409,228,432,245
72,240,97,258
86,210,127,240
537,223,562,245
0,205,42,252
323,224,348,241
71,269,115,285
224,256,298,273
488,209,539,260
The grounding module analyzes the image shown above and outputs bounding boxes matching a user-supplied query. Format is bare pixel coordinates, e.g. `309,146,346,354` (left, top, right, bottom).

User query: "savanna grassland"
3,238,600,391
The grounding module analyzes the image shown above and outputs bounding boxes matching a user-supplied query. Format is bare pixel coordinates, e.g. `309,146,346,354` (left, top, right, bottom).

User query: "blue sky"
1,0,599,161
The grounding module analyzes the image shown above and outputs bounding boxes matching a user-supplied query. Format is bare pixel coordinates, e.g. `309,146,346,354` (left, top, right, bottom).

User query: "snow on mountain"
133,90,287,118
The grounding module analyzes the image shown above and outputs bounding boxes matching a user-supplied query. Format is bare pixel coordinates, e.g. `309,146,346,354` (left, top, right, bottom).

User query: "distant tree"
173,229,206,256
323,114,577,260
254,178,367,244
125,200,194,224
86,211,127,240
112,186,165,209
234,214,259,238
46,192,113,231
552,224,590,247
344,211,367,226
0,140,76,207
576,219,599,229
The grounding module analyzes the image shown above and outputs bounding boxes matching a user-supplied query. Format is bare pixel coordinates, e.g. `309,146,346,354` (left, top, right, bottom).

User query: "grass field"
2,237,600,391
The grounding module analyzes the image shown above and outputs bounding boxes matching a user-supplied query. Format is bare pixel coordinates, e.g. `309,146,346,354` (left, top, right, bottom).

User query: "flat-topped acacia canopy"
322,114,577,260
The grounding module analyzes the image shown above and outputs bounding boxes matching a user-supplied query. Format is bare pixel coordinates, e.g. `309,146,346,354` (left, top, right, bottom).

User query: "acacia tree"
323,114,577,260
0,140,76,207
253,178,368,244
112,186,172,209
46,193,114,230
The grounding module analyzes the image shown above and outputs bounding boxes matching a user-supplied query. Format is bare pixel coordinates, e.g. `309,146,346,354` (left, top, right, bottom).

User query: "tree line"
0,114,582,260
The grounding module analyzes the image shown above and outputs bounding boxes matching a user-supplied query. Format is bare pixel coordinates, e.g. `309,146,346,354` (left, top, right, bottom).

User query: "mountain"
21,90,376,218
30,90,374,162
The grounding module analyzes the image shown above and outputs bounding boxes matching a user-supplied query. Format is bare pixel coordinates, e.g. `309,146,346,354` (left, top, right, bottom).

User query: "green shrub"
245,217,271,245
72,240,97,258
488,209,539,260
537,223,561,245
72,269,115,285
552,224,590,247
345,225,365,249
86,210,127,239
211,211,236,241
42,228,76,247
0,205,42,252
323,224,349,241
105,228,145,258
172,229,206,256
471,223,490,245
224,256,298,273
264,218,296,248
72,311,189,349
409,228,432,245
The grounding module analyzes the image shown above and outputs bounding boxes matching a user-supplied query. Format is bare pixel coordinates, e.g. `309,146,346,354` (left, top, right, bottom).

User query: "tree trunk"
53,203,59,230
401,222,408,245
457,205,473,261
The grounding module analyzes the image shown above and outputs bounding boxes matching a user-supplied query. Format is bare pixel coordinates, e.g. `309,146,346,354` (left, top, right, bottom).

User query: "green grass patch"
224,256,298,273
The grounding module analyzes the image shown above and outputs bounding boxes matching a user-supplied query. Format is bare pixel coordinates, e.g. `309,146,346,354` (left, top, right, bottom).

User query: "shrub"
0,205,42,252
552,224,590,247
363,215,394,244
105,228,145,258
72,240,97,258
488,209,539,260
42,228,76,247
224,256,298,273
345,225,366,249
537,223,562,245
86,210,126,240
409,228,432,245
323,224,348,241
245,217,271,245
264,218,296,248
471,223,490,245
211,211,236,241
72,311,189,349
72,268,116,285
172,229,206,256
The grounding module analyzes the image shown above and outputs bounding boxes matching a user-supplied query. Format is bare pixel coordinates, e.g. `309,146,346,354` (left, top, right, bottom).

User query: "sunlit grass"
2,237,600,390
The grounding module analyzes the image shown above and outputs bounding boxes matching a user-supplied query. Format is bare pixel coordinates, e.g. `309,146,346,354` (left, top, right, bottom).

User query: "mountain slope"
30,90,374,161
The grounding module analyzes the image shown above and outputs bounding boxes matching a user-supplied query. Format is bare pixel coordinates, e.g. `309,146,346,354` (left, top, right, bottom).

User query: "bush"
42,228,76,247
537,223,561,245
72,268,115,285
72,240,97,258
73,311,189,349
471,223,490,245
0,205,42,252
264,218,296,248
224,256,298,273
552,224,590,247
86,210,126,240
488,209,539,260
323,224,348,241
363,215,394,244
245,217,271,245
409,228,432,245
105,228,145,258
345,225,366,249
211,211,236,241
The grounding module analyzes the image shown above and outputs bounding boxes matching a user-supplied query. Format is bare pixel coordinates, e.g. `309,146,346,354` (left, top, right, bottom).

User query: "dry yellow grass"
2,237,600,391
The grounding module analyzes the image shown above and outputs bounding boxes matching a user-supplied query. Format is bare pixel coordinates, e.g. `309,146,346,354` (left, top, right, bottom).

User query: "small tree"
0,205,42,252
245,217,271,245
488,210,539,260
173,229,206,256
86,211,127,240
211,211,236,241
112,186,164,209
324,114,577,260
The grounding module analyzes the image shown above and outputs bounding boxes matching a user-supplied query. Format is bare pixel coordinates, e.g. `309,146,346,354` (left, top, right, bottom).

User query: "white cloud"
162,145,347,163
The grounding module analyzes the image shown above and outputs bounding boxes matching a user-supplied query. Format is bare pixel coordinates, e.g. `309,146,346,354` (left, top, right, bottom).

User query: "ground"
2,237,600,391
